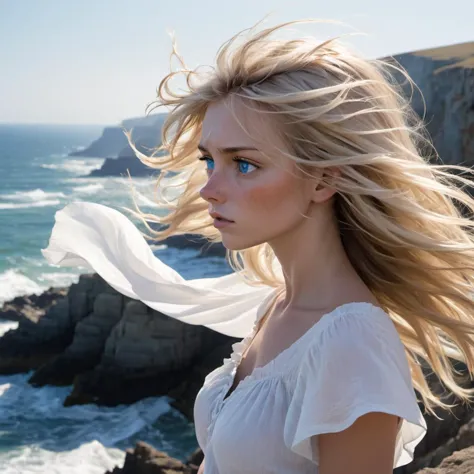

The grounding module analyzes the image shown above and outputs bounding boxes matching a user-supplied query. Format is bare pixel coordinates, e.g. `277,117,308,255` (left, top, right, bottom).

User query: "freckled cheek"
243,178,298,215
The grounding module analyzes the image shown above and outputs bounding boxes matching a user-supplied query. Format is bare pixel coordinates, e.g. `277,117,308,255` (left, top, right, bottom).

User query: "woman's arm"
197,457,205,474
316,412,399,474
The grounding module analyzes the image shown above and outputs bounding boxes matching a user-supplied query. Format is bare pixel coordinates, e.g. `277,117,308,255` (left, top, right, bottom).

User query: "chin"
220,235,267,251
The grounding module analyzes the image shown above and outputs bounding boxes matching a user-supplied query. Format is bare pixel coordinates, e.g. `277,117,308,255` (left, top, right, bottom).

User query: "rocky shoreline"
0,273,237,409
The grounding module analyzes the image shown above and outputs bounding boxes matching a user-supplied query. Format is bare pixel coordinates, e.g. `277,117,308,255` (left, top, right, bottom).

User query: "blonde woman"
43,19,474,474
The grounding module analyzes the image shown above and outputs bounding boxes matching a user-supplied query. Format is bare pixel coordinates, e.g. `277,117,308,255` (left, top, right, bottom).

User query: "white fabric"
41,201,274,337
194,302,427,473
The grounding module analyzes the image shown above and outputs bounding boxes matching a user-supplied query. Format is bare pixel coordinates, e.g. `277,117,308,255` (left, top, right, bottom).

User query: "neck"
268,202,365,311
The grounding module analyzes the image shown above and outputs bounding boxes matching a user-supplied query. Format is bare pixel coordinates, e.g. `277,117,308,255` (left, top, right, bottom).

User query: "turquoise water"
0,123,231,472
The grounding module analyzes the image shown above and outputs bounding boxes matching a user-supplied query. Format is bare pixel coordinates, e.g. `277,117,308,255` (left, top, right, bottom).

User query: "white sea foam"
0,199,61,210
71,183,104,195
0,268,81,306
0,188,66,210
0,369,172,474
0,441,124,474
36,272,80,287
39,158,104,175
0,321,19,337
1,189,67,201
0,269,45,305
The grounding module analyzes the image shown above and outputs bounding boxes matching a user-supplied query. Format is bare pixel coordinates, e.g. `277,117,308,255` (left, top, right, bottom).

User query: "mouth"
210,211,234,223
213,217,234,228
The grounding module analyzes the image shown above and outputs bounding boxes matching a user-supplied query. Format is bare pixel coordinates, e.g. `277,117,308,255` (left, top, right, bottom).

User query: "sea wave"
39,158,104,175
71,183,104,195
0,365,173,474
0,189,67,210
0,268,80,306
0,199,61,210
1,189,67,201
0,269,45,305
36,272,80,286
0,321,19,337
0,440,124,474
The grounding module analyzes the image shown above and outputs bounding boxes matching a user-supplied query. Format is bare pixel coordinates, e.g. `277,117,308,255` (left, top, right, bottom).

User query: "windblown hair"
124,19,474,415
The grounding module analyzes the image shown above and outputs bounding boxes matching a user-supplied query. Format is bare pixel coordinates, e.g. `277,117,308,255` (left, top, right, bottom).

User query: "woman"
43,19,474,474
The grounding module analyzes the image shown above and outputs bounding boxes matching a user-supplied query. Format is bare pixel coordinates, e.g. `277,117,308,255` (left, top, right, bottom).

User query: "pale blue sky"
1,0,472,126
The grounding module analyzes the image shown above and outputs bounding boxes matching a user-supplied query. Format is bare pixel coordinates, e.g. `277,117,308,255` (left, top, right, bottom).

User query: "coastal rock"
398,367,474,470
392,42,474,168
0,273,113,377
105,441,199,474
86,156,159,178
396,391,474,474
0,270,235,403
29,285,126,386
70,113,166,159
64,298,234,406
0,292,73,374
70,126,130,158
0,287,68,323
415,446,474,474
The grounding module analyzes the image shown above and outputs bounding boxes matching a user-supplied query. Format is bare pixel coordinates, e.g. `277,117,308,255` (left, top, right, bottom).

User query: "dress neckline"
221,300,383,404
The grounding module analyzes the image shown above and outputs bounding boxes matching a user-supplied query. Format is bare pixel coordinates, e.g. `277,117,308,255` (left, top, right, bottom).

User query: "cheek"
243,176,302,215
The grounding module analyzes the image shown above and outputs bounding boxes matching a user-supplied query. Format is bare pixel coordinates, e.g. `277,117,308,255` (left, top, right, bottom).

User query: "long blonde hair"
124,19,474,416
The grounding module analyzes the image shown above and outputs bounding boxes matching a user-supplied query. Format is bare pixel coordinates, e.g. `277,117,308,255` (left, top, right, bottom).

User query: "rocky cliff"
71,113,167,161
392,41,474,167
86,155,159,178
0,273,237,411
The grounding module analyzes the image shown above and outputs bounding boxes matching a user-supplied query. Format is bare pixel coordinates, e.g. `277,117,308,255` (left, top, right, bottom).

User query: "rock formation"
70,113,166,160
70,126,131,159
391,42,474,168
86,155,159,178
104,441,202,474
0,273,237,409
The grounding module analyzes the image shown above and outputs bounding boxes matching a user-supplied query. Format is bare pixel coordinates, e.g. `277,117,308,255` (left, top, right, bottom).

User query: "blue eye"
236,159,258,174
199,156,215,171
198,155,259,175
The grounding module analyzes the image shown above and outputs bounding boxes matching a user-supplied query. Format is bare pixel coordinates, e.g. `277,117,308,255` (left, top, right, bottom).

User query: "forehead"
200,98,281,150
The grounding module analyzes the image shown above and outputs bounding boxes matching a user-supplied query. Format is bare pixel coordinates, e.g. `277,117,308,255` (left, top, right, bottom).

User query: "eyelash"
198,155,260,174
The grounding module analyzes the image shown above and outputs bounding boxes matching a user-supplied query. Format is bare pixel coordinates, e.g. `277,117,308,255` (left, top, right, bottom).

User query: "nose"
199,171,227,203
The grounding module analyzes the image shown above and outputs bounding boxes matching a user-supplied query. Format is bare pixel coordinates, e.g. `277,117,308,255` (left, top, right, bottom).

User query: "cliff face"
392,42,474,167
70,126,130,158
0,273,237,411
86,156,158,178
71,113,167,159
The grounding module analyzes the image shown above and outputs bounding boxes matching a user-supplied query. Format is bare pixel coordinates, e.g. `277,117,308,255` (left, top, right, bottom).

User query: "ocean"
0,123,232,473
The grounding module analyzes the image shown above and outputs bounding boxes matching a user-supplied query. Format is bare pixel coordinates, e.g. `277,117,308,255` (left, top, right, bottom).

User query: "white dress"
41,202,427,472
194,302,427,473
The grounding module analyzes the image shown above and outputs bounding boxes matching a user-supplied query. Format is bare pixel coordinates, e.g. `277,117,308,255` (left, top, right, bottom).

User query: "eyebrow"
198,144,259,154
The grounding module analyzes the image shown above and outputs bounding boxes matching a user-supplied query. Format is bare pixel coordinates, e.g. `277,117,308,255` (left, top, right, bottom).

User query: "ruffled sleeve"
283,303,427,468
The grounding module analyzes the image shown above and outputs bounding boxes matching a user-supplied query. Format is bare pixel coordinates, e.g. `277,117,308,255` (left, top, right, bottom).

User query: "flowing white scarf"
41,201,276,338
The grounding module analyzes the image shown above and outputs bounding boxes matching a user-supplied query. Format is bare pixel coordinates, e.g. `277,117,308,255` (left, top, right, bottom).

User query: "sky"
1,0,473,126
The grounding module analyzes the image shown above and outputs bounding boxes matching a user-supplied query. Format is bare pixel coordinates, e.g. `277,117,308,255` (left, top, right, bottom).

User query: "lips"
213,217,234,229
210,211,234,222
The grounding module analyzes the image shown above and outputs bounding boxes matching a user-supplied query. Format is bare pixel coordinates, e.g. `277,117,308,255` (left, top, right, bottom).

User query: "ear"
312,166,341,203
